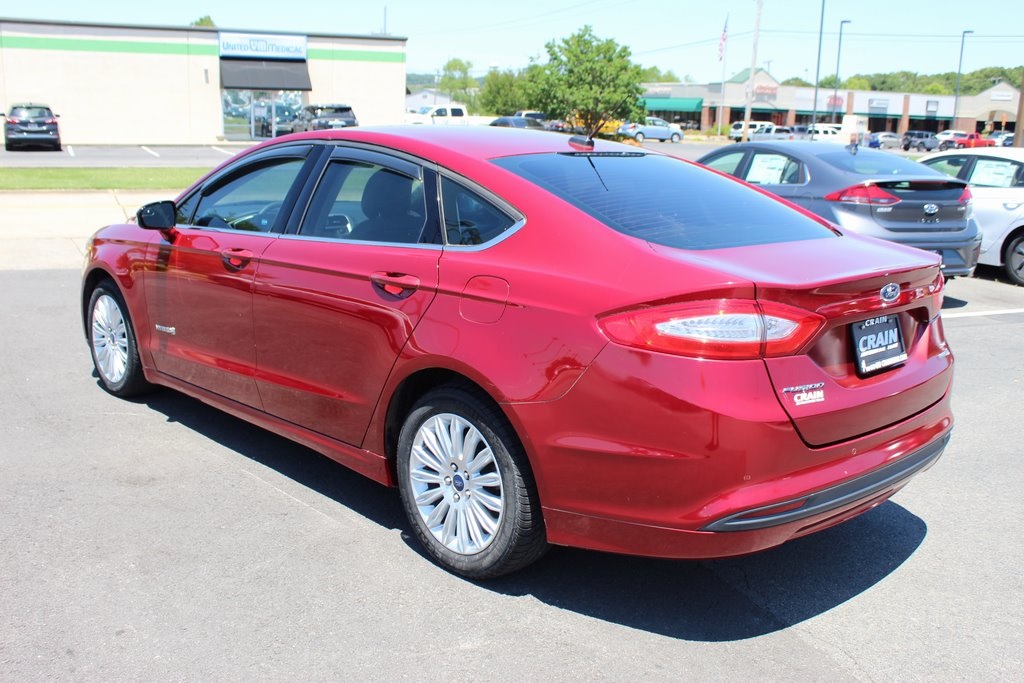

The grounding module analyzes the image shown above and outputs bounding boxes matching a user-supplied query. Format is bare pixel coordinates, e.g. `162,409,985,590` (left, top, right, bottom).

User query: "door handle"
370,271,420,297
221,248,254,270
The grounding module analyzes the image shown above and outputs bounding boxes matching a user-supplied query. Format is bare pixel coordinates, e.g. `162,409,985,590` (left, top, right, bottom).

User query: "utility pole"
740,0,763,142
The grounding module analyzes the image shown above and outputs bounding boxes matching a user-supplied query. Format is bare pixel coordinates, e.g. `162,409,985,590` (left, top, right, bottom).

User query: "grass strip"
0,167,209,191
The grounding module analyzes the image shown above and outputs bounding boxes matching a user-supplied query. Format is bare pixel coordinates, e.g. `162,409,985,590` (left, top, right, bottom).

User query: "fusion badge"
782,382,826,406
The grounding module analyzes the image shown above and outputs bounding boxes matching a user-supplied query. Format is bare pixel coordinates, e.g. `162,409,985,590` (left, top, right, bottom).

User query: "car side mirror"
137,200,176,230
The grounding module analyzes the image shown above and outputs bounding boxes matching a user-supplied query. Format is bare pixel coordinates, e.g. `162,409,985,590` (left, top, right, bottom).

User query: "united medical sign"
218,32,307,60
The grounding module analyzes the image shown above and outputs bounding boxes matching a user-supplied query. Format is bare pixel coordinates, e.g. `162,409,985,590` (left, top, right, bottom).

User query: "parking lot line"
140,146,160,157
943,307,1024,319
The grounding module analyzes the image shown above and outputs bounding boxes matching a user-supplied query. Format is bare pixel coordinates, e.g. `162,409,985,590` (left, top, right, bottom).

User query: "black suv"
5,103,61,151
295,104,359,132
901,130,939,152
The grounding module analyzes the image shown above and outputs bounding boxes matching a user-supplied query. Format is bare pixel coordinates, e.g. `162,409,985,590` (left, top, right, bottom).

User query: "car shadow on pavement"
484,501,926,641
133,382,926,644
135,387,408,532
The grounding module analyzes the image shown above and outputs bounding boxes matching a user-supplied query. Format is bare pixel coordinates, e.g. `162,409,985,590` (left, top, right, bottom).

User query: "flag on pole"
718,16,728,62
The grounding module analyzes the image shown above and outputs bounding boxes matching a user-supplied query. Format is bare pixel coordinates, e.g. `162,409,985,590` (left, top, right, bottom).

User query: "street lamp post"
831,20,851,123
810,0,825,134
953,30,973,131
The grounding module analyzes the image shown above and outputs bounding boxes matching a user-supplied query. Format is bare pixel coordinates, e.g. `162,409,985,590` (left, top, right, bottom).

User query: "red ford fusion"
82,127,953,578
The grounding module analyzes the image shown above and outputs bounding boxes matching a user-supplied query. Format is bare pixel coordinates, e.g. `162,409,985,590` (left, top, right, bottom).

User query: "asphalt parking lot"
1,189,1022,680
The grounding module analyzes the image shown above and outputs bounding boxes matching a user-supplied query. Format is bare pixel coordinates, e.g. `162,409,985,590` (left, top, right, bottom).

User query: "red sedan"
82,127,953,578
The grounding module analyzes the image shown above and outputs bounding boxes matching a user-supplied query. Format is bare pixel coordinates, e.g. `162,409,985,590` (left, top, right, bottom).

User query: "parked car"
728,120,771,141
82,127,954,579
295,104,358,132
4,102,61,151
902,130,941,152
256,105,298,137
490,116,544,129
697,141,981,277
919,147,1024,285
617,116,682,142
868,132,901,150
937,132,966,147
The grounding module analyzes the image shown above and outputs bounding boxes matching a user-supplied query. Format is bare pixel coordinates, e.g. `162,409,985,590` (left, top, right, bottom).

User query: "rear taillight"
824,183,901,206
598,300,825,360
958,186,972,206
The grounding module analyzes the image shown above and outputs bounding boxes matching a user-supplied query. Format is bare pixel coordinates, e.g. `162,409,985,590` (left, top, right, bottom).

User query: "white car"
920,147,1024,285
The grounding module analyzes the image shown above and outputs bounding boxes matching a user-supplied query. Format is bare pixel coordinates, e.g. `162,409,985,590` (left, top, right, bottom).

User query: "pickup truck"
960,132,997,149
405,105,496,126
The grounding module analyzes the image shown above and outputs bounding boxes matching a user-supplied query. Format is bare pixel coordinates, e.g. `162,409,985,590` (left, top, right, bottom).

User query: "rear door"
253,147,441,446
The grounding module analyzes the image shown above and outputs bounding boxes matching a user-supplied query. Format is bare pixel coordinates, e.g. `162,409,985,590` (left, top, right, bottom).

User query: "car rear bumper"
511,343,954,560
5,129,60,145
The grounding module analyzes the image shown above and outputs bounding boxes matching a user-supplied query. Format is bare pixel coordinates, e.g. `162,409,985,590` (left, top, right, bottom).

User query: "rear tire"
1005,234,1024,286
396,385,547,579
87,282,151,397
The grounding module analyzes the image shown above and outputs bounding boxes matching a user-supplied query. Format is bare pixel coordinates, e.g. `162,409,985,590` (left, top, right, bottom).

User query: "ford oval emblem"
923,203,939,216
880,283,900,303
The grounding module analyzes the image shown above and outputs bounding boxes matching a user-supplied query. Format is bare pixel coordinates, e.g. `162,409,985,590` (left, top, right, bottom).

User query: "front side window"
701,150,746,176
967,158,1024,188
192,158,305,232
300,160,427,244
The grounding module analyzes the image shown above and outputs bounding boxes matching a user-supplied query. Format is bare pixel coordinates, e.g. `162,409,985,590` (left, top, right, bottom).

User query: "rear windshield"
816,150,945,177
10,107,52,118
492,152,835,250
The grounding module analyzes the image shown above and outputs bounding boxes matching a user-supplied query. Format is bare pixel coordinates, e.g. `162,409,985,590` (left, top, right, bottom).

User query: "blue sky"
4,0,1022,84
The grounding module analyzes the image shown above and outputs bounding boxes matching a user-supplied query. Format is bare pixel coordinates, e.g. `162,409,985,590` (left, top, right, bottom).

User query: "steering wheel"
254,201,283,231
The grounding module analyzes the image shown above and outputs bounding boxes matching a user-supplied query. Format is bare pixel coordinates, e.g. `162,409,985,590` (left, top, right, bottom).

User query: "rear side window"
493,152,834,250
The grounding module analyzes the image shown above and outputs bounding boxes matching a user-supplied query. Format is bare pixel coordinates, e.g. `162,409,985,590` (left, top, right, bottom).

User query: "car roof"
280,125,628,161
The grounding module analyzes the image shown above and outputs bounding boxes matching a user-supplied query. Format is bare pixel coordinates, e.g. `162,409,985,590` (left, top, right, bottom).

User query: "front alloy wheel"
88,282,149,397
397,386,547,578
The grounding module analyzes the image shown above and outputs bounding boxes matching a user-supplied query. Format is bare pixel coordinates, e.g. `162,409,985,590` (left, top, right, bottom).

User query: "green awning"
641,97,703,113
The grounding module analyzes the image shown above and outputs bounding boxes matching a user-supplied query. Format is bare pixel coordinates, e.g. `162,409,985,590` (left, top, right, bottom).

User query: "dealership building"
644,68,1020,135
0,18,407,144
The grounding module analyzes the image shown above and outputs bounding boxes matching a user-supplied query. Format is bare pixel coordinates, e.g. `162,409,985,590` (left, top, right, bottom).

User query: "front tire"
88,282,150,397
1005,234,1024,286
396,385,547,579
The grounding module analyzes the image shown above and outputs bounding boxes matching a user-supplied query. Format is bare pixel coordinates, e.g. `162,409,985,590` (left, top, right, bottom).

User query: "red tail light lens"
598,300,825,360
824,184,901,206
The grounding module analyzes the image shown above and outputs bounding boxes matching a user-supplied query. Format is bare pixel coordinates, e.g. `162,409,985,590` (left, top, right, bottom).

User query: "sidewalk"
0,190,173,269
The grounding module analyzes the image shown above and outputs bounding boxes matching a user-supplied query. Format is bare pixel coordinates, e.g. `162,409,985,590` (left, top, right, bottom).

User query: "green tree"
530,26,644,135
439,58,477,109
479,69,531,115
190,15,215,27
839,76,867,91
639,65,680,83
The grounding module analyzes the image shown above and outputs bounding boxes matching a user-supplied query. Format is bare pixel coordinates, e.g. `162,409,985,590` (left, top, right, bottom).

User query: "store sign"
219,32,307,60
